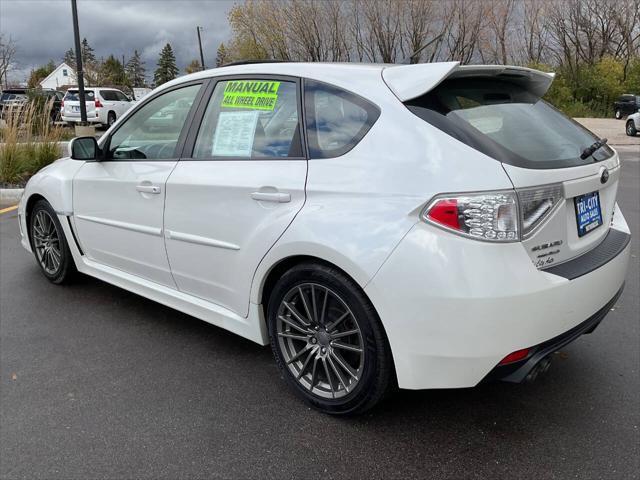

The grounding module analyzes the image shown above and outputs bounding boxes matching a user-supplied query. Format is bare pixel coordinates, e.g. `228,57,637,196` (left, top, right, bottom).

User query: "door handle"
250,191,291,203
136,184,161,194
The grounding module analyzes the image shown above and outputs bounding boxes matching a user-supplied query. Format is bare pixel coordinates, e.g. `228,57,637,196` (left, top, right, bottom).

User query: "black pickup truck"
614,94,640,119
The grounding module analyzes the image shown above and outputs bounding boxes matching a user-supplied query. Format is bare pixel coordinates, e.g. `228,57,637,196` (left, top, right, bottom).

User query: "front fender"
19,157,85,217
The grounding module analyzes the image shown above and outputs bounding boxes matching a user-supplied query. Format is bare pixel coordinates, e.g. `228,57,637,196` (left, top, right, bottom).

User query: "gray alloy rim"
32,210,62,275
627,123,635,135
276,283,365,399
108,114,115,125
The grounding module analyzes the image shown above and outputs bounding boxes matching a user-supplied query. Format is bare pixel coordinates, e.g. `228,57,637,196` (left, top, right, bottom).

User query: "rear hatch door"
63,89,96,118
391,63,621,268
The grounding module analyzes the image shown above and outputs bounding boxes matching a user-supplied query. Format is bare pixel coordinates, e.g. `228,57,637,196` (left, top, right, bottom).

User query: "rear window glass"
64,90,95,101
304,79,380,158
406,78,613,169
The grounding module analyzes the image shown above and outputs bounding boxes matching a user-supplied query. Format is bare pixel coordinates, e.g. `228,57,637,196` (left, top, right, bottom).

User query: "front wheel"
626,120,638,136
29,200,76,284
615,109,623,119
267,263,393,415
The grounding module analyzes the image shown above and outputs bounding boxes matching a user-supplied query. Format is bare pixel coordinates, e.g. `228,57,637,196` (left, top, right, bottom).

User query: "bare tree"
0,34,17,88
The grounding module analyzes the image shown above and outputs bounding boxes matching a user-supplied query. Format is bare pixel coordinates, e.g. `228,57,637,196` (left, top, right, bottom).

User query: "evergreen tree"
215,43,229,67
184,59,201,74
63,48,75,66
125,50,146,87
153,43,179,86
80,38,96,65
27,60,56,89
99,55,125,86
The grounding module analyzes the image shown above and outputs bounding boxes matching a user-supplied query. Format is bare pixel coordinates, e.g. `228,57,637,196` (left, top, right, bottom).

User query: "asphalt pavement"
1,152,639,480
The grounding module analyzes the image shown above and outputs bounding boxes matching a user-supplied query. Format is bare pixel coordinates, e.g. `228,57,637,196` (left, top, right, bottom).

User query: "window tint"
193,79,302,159
107,84,200,160
64,90,95,101
116,91,129,101
406,78,613,169
100,90,118,101
304,79,380,158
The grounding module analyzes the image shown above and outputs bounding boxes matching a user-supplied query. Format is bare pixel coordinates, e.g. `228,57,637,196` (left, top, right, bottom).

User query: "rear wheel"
267,263,393,415
29,200,76,284
615,109,623,119
107,111,116,127
626,120,638,136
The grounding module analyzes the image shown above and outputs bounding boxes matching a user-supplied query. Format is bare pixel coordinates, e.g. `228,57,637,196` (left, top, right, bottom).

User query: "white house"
39,62,77,90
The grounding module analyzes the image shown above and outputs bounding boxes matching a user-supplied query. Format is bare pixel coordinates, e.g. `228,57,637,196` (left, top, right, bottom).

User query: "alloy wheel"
32,210,62,275
276,283,365,399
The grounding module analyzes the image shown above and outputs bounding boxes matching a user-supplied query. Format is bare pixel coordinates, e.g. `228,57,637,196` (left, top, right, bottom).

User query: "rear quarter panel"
251,87,515,304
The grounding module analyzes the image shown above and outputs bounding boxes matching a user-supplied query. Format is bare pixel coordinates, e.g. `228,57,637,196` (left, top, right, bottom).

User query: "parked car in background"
61,87,132,128
613,94,639,119
18,62,631,414
0,88,64,123
40,89,65,123
0,88,28,118
626,112,639,136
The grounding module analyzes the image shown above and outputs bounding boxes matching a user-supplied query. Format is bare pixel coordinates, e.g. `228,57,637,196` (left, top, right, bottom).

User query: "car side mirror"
69,136,101,161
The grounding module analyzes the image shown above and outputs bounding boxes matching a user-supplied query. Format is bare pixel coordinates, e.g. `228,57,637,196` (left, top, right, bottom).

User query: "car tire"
107,111,116,128
267,263,393,415
615,109,623,119
627,120,638,137
29,200,76,284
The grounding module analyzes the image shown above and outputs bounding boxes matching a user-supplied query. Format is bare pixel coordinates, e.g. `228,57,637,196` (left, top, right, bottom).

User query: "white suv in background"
61,87,132,128
19,62,631,414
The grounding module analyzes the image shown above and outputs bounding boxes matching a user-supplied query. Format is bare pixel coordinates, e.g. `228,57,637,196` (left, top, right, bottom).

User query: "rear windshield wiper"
580,138,608,160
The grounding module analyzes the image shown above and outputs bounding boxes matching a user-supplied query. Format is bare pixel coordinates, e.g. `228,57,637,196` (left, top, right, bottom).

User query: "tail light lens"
423,191,519,242
517,184,563,238
60,100,64,108
94,99,103,108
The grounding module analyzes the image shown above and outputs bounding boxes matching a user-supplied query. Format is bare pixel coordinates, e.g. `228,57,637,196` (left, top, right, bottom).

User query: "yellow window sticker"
221,80,281,111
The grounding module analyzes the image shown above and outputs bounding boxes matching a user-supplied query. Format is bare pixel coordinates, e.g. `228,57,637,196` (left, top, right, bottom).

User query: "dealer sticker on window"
574,191,603,237
221,80,280,111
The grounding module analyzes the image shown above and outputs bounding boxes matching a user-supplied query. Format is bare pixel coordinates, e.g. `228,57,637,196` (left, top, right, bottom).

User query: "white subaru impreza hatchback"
18,62,631,414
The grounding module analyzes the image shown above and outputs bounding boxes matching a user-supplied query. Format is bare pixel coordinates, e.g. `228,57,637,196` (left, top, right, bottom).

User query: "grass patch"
0,100,65,185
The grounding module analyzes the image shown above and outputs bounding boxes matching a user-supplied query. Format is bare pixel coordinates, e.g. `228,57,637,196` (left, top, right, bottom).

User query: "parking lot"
0,151,638,479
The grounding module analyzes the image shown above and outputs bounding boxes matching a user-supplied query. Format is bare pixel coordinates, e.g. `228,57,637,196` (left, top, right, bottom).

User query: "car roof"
157,61,555,102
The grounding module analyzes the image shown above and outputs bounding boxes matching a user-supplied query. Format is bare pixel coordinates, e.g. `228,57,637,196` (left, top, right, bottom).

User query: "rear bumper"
482,285,624,383
61,115,102,124
365,207,631,390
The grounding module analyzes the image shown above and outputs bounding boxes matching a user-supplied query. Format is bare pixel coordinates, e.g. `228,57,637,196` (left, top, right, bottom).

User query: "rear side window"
304,79,380,158
64,90,95,101
193,79,302,159
100,90,118,101
406,78,613,169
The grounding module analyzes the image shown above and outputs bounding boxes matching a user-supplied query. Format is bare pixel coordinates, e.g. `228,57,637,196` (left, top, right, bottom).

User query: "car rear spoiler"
382,62,555,101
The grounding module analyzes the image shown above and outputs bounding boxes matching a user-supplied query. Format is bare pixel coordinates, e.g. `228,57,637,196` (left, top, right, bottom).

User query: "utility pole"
70,0,87,124
196,26,206,71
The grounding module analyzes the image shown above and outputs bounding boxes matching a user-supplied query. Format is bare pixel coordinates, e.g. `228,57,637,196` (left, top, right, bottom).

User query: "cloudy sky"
1,0,236,83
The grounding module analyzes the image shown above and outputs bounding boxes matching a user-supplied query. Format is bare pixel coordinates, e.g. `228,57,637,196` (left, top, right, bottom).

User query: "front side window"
304,79,380,159
193,79,302,159
107,84,201,160
406,78,613,169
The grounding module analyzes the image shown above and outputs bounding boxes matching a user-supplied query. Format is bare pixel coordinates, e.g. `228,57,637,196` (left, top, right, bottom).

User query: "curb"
0,188,23,209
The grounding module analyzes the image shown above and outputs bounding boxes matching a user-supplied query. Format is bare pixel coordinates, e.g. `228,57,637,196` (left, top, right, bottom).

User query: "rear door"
164,76,307,317
114,90,132,117
63,89,96,119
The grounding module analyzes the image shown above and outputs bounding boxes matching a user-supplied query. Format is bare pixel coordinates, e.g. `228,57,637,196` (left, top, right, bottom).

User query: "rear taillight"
423,191,519,242
499,348,530,365
60,100,64,108
94,99,103,108
517,184,563,238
